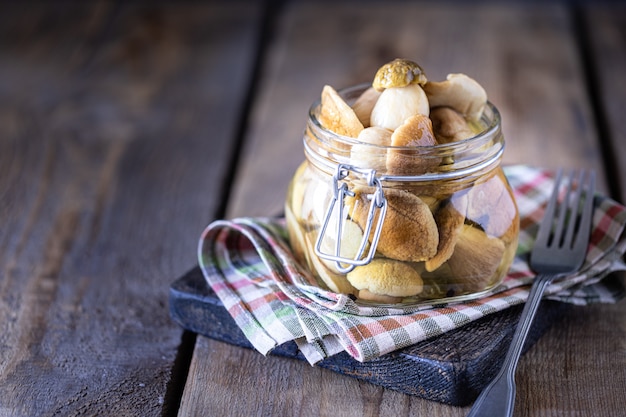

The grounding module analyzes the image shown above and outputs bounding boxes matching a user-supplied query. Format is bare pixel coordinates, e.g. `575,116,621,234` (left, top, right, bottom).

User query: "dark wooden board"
170,266,568,406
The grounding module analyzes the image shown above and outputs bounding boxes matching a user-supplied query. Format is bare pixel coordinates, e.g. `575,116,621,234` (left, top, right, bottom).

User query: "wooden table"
1,1,625,416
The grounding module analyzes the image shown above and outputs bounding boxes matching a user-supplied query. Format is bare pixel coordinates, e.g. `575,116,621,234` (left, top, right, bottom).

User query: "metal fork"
467,169,596,417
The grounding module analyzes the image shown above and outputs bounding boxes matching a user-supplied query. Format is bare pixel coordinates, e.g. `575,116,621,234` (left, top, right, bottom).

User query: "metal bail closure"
314,164,387,274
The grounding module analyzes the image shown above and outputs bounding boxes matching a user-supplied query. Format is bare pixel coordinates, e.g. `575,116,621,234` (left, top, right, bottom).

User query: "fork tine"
552,169,576,248
535,169,563,248
572,170,595,257
561,170,585,249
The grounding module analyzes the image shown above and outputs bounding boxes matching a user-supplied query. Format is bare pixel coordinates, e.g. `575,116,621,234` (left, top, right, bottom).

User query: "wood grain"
509,5,626,417
182,337,471,417
516,302,626,417
585,4,626,201
0,2,261,415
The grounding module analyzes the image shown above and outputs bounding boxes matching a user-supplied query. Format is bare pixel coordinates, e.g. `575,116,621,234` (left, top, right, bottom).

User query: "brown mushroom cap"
348,187,439,262
386,114,440,176
430,106,475,144
446,224,506,292
347,258,424,297
390,114,437,147
425,194,468,272
319,84,364,137
466,169,519,243
372,58,428,91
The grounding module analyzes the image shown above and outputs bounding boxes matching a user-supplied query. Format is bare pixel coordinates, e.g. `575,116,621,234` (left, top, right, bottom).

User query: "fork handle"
467,274,557,417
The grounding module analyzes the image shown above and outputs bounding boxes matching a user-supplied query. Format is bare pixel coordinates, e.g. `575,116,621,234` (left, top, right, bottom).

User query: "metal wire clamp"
314,164,387,273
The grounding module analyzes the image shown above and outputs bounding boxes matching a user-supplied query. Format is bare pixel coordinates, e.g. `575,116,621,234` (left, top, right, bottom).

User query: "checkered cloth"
198,165,626,364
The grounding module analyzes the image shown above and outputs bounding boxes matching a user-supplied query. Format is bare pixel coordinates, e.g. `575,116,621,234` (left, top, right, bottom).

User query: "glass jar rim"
304,83,504,182
307,82,502,152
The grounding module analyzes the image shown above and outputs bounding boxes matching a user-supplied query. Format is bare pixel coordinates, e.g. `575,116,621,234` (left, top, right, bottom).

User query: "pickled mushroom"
466,171,519,242
425,194,468,272
347,258,424,298
389,114,437,147
319,84,364,137
318,218,367,268
348,187,439,262
430,106,475,143
386,114,440,175
352,87,381,128
370,83,430,131
372,58,428,91
423,73,487,122
307,247,358,295
351,126,393,171
446,224,505,292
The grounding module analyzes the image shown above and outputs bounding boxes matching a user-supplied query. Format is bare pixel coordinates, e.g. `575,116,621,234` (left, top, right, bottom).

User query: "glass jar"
285,84,519,306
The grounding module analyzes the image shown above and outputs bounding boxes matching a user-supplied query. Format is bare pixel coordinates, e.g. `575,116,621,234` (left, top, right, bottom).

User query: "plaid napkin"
198,165,626,364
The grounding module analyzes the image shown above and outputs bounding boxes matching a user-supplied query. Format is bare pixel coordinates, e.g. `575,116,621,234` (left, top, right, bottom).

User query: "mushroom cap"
386,114,441,175
466,169,519,242
423,73,487,122
446,224,505,292
389,114,437,147
349,187,439,262
430,106,476,143
372,58,428,91
425,194,468,272
351,86,381,128
318,84,364,137
347,258,424,297
351,126,393,171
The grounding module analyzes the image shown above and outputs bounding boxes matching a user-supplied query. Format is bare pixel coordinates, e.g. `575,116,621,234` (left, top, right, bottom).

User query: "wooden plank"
0,2,261,415
514,6,626,416
180,2,619,417
517,302,626,416
584,4,626,201
182,337,470,417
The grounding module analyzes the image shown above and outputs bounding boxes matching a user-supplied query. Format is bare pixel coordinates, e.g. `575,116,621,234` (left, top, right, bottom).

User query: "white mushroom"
351,87,381,128
370,83,430,131
307,245,358,295
351,126,392,171
423,73,487,122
